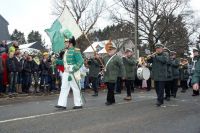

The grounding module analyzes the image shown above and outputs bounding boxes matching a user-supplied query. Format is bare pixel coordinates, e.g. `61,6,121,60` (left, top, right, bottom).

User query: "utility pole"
134,0,139,59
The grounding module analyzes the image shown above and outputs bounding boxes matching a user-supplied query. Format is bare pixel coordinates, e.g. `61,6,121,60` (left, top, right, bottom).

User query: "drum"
137,67,150,80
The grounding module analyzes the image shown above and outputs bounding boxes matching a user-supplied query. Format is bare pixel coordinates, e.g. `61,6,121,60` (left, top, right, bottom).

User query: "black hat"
69,36,76,46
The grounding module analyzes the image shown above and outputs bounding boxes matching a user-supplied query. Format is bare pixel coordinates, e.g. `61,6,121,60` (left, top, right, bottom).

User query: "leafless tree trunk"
51,0,105,35
111,0,190,51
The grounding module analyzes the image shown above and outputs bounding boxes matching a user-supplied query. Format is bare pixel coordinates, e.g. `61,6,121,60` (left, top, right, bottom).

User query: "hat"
163,47,170,53
170,51,176,55
125,48,133,52
43,52,49,56
110,44,117,49
193,47,199,52
69,36,76,46
155,44,164,49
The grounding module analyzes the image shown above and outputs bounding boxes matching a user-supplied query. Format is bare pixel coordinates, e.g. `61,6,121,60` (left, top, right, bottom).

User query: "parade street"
0,89,200,133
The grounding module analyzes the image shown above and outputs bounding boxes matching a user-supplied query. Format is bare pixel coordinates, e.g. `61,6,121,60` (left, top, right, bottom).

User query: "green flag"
45,6,82,53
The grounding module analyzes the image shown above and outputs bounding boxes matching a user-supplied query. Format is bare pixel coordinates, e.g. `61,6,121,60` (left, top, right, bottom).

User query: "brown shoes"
124,96,132,100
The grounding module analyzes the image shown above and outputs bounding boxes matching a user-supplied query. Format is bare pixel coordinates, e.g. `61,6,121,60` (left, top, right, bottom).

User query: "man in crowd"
39,52,50,94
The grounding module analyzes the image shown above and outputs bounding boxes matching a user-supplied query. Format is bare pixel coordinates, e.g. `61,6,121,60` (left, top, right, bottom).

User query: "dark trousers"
155,81,165,104
40,75,49,92
125,80,134,96
193,90,199,95
180,80,188,91
115,77,123,93
23,73,32,93
147,78,151,91
165,80,172,98
91,77,98,94
33,72,39,90
171,79,178,96
8,72,17,93
49,75,56,92
106,82,115,103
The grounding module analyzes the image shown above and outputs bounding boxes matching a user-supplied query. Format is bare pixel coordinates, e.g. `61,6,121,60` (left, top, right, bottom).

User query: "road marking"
0,100,144,124
0,105,13,108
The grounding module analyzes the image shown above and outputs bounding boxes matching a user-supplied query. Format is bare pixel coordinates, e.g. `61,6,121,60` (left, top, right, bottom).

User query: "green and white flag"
45,6,82,53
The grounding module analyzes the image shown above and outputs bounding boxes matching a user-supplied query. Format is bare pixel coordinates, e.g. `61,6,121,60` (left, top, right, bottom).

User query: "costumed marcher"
191,48,200,95
163,48,173,101
103,40,125,105
55,36,84,110
170,51,179,98
191,48,200,96
179,58,189,93
123,48,137,100
147,43,168,106
88,53,101,96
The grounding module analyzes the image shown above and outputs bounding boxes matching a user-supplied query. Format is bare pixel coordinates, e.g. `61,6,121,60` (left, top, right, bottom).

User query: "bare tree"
52,0,105,35
110,0,190,51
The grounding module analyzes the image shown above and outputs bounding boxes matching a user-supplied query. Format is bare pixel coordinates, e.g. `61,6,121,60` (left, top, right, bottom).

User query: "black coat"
39,60,50,75
23,60,32,74
32,60,39,72
14,57,23,72
7,57,16,73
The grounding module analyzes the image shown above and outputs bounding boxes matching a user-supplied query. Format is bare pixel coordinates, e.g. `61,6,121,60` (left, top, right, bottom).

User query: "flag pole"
64,5,105,68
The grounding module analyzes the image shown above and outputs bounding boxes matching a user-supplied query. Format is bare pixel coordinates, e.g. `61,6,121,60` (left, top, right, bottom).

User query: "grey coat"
148,53,168,81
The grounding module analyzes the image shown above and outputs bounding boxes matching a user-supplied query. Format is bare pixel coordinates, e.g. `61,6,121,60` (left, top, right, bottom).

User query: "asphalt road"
0,89,200,133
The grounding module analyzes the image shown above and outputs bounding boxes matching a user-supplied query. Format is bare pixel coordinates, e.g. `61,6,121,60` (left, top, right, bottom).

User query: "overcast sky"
0,0,200,44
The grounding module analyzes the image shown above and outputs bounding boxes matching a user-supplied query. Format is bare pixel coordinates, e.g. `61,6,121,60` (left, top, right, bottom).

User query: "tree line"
10,29,42,45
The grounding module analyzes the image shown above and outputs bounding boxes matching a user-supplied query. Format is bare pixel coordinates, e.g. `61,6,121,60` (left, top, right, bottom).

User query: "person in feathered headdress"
103,39,126,105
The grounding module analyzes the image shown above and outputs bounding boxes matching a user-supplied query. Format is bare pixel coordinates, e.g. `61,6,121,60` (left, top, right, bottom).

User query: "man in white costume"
55,36,84,109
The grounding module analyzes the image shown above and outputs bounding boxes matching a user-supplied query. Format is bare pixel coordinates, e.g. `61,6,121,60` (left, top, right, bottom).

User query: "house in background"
0,14,10,40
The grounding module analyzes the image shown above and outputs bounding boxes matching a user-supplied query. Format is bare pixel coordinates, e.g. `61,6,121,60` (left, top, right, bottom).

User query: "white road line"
0,100,140,124
0,95,189,124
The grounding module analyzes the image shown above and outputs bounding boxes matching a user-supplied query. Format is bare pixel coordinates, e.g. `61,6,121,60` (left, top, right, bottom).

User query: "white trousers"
57,71,82,107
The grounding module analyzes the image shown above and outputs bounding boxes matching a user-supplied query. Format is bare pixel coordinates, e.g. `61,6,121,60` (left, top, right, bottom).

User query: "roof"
19,42,47,51
0,15,9,25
